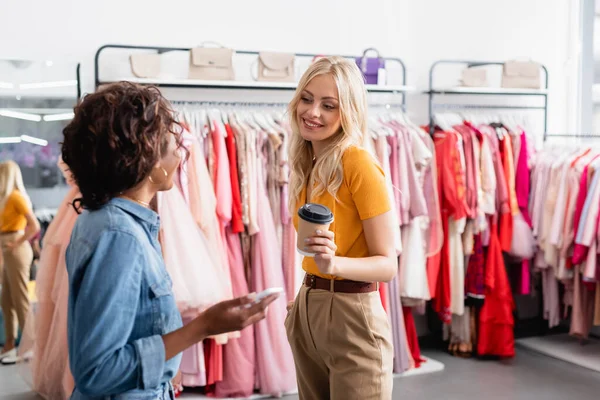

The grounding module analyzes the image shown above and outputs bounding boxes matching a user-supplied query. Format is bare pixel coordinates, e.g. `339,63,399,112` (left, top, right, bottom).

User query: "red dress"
477,217,515,357
432,131,468,324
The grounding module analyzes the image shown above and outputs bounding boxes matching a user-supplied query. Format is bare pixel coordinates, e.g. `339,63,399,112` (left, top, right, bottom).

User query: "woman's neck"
121,186,157,209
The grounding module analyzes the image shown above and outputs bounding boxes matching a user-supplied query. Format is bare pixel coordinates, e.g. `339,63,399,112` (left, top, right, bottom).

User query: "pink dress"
18,165,79,399
215,122,256,398
251,132,296,396
157,184,230,316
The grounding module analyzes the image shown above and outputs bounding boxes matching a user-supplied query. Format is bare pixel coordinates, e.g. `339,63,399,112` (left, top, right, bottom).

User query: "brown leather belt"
303,274,378,293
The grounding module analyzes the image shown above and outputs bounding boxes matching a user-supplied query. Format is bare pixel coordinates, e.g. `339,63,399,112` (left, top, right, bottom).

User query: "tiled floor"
2,346,600,399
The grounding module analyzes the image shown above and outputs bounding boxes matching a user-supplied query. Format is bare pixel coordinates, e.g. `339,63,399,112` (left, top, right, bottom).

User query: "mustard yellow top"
293,146,392,280
1,191,29,232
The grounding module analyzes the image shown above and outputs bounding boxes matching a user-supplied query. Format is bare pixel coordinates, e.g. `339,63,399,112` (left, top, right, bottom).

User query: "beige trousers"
1,232,33,345
285,284,393,400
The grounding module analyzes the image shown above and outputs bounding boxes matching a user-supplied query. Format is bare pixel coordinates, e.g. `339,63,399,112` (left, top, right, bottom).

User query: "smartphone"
243,287,284,308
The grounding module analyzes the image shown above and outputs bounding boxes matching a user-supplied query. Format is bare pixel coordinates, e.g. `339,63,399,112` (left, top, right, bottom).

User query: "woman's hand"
304,229,337,275
196,294,279,338
286,301,294,312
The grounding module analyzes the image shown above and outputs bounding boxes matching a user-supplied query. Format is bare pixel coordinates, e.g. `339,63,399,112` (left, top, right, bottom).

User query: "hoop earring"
149,166,168,185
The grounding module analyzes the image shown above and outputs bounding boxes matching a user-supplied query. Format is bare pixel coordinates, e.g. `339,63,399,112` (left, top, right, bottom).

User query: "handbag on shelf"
256,51,295,82
501,60,541,89
129,53,161,79
188,42,235,81
355,48,385,85
460,67,488,87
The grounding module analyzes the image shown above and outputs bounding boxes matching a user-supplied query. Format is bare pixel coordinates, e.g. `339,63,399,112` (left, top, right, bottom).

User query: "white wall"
0,0,576,138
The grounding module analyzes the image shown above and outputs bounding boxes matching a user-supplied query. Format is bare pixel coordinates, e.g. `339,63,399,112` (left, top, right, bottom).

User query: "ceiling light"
43,112,74,122
45,60,53,67
0,82,14,89
0,109,42,122
20,135,48,146
19,80,78,89
0,137,22,144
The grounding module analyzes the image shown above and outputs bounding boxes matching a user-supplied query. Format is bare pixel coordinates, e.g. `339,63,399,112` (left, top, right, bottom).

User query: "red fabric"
224,124,244,234
477,218,515,358
402,307,425,368
432,131,468,324
426,252,442,300
379,281,387,312
203,340,224,395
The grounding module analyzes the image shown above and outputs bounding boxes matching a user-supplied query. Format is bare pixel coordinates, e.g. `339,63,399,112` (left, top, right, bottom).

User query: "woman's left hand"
304,229,337,275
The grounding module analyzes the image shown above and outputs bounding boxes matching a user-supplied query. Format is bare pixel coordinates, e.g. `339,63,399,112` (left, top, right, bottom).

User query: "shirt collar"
109,197,159,228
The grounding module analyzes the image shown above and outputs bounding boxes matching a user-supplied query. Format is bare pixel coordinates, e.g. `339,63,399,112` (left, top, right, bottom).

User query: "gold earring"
149,166,168,185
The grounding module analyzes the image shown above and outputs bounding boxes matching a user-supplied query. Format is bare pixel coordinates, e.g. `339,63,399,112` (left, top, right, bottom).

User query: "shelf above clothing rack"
94,44,412,108
427,60,549,135
544,134,600,139
96,76,414,93
428,87,548,96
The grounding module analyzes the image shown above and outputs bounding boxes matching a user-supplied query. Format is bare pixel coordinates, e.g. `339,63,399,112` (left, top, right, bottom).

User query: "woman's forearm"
332,255,397,283
18,222,40,244
162,314,207,361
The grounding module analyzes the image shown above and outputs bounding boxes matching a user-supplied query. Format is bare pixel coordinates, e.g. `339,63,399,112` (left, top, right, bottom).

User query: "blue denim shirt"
66,198,183,399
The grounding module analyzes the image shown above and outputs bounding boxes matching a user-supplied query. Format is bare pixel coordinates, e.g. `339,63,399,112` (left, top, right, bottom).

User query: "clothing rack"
427,60,549,135
171,100,289,107
171,100,405,109
94,44,411,109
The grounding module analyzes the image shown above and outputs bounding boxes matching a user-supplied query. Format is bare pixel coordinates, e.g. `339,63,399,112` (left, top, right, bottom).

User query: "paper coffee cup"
297,203,334,257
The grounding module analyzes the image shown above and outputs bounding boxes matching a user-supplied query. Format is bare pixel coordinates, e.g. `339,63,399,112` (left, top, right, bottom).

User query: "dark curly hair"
61,81,185,211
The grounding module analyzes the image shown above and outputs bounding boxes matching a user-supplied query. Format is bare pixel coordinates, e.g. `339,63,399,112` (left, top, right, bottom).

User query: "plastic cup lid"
298,203,334,224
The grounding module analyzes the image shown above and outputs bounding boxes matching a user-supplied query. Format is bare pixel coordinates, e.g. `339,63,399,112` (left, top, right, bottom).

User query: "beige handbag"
129,54,161,79
501,60,541,89
460,67,488,87
256,51,295,82
188,44,235,81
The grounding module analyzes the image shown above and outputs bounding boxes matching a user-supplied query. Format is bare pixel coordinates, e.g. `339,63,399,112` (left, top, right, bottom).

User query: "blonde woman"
285,57,397,399
0,160,40,364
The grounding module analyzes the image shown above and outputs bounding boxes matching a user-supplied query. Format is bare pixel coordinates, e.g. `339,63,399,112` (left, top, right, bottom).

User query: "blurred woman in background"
0,160,40,364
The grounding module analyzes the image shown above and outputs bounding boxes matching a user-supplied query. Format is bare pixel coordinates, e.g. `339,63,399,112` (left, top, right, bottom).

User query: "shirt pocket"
149,274,180,336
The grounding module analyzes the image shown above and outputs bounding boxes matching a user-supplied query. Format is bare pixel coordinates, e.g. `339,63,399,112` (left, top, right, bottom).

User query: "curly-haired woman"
61,82,277,399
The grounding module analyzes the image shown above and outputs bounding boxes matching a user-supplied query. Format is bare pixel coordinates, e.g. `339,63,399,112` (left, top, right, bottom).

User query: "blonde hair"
0,160,31,213
287,56,368,211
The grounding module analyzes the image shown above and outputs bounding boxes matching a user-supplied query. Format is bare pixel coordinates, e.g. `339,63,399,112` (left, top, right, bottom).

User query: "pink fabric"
515,131,532,294
18,187,79,400
387,135,404,225
418,131,443,257
215,229,256,398
398,126,429,220
157,185,230,316
251,133,296,396
180,316,207,387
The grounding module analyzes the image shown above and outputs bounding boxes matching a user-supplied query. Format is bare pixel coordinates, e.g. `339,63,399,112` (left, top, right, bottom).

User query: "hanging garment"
157,185,230,317
251,132,296,396
387,272,411,374
432,131,468,324
402,307,425,369
215,229,256,398
18,186,79,400
477,218,515,358
465,234,485,307
224,123,244,234
399,217,431,301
